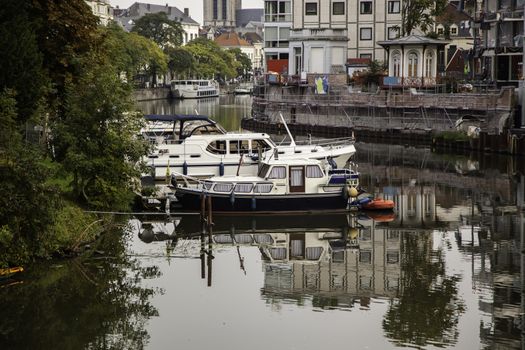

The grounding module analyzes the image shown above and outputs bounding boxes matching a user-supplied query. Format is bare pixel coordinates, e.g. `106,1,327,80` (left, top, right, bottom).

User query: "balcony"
290,28,348,41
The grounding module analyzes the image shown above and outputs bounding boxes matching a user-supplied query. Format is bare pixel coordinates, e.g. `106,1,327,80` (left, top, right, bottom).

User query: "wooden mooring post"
199,194,214,286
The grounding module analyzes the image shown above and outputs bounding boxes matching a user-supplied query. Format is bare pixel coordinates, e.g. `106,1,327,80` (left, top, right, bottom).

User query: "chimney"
184,8,189,17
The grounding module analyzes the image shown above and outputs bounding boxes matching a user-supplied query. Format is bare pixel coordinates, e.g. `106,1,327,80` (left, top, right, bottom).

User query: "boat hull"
175,188,349,213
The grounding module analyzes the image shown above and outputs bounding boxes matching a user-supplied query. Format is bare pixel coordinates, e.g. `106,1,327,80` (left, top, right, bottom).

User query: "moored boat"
170,79,219,99
174,158,359,213
142,114,357,182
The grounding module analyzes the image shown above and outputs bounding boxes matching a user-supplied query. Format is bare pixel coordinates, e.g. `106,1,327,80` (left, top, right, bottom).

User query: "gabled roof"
115,1,199,31
214,32,252,47
243,32,263,44
377,34,449,47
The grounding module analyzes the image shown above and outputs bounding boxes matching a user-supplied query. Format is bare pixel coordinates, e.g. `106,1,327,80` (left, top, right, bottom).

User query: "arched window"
407,51,418,77
392,51,401,77
425,51,433,78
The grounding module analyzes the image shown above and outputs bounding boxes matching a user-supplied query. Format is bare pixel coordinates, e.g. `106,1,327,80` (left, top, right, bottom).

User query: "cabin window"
229,140,250,154
269,247,287,260
306,247,323,260
306,165,323,178
268,166,286,179
252,139,272,152
206,140,226,154
254,183,273,193
203,181,213,190
254,234,273,244
213,183,233,192
234,183,254,193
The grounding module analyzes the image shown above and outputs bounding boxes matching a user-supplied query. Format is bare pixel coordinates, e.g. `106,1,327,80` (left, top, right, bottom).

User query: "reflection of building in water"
258,218,422,308
384,185,437,226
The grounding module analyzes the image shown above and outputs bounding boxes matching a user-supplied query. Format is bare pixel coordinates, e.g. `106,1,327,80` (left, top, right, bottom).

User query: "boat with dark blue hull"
175,158,359,213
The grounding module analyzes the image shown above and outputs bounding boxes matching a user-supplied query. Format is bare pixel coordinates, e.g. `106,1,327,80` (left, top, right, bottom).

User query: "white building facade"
263,0,292,69
85,0,113,25
289,0,404,74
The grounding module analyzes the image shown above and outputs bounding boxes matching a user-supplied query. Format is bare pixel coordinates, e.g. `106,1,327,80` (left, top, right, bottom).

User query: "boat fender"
348,186,358,198
219,162,224,176
251,196,256,210
182,161,188,175
230,191,235,206
170,174,177,187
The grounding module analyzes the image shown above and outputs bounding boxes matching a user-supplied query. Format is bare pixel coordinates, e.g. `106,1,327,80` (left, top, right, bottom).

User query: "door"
289,166,305,193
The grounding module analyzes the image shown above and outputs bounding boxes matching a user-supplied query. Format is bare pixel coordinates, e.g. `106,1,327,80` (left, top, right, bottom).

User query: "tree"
184,38,237,80
228,48,252,78
166,47,195,79
131,12,184,50
53,60,150,210
400,0,447,36
102,23,168,84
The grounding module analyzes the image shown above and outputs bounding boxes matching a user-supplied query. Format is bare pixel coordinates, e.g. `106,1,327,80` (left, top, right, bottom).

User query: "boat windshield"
181,120,226,139
257,163,271,177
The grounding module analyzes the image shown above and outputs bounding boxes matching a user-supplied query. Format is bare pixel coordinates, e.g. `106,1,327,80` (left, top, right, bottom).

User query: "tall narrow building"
204,0,241,28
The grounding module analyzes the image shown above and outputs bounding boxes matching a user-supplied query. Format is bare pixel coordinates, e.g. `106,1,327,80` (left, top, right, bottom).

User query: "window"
450,26,458,35
360,53,372,59
360,27,372,40
425,51,433,78
387,0,400,13
229,140,250,154
305,2,317,15
392,51,401,77
408,51,419,77
359,251,372,263
332,1,345,15
437,26,444,35
268,166,286,179
214,183,233,192
252,139,272,152
254,183,273,193
206,140,226,154
306,165,323,178
234,183,254,193
388,26,398,39
360,1,372,14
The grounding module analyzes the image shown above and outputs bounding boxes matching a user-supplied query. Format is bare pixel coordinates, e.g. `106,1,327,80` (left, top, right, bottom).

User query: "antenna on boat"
279,112,296,147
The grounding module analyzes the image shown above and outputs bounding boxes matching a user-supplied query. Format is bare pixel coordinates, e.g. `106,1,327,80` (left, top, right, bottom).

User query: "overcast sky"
109,0,264,26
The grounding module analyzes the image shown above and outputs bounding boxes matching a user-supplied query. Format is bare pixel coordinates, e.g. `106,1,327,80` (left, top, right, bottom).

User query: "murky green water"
1,96,524,349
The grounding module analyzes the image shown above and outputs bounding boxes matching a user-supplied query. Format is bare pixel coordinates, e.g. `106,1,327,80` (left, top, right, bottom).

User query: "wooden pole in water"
206,195,213,287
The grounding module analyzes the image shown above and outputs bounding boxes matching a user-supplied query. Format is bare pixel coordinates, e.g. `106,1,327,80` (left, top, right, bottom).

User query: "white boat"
233,83,253,95
142,114,357,181
170,79,219,99
174,157,359,213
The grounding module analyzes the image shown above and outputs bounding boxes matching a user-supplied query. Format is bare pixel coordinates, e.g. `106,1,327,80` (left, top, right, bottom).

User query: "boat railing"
293,136,355,148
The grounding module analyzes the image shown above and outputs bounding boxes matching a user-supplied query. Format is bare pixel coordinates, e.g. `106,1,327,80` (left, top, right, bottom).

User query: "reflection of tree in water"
0,225,160,350
383,232,465,347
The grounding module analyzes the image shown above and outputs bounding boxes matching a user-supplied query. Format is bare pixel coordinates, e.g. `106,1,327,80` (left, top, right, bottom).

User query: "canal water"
1,95,524,350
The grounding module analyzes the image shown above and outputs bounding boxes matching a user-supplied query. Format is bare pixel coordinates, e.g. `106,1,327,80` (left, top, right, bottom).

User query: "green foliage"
400,0,447,36
166,47,195,78
184,38,237,79
228,48,252,77
0,0,152,264
102,23,168,82
131,12,184,49
53,62,150,210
